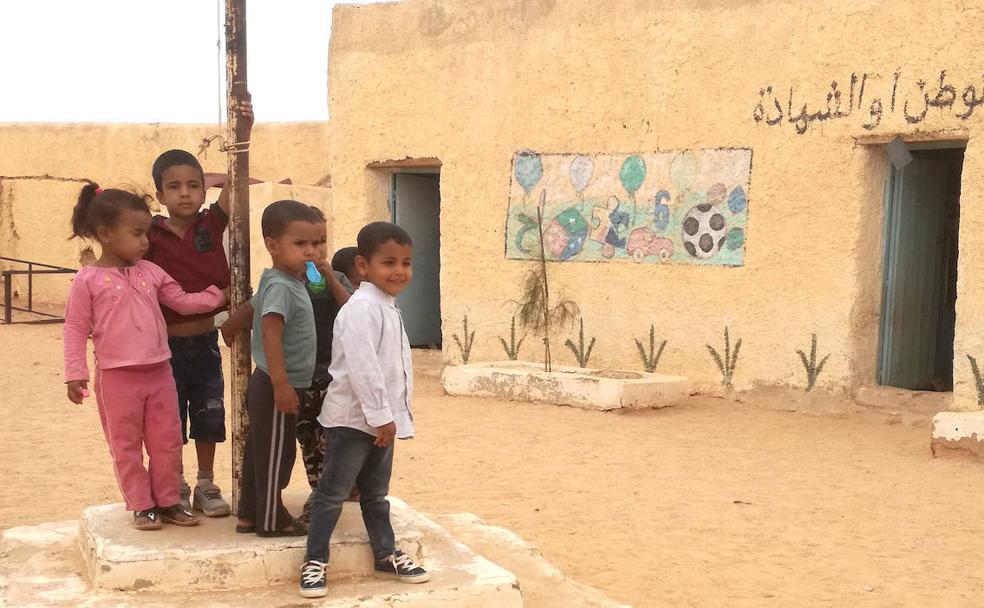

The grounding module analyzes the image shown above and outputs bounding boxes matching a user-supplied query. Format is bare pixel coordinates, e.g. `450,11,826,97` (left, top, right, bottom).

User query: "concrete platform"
433,513,629,608
931,411,984,460
80,491,422,591
1,496,523,607
443,361,689,411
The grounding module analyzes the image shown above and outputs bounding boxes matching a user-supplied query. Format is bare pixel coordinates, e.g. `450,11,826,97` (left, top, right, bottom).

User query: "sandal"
236,520,257,534
296,497,312,527
256,519,308,537
160,504,201,527
134,509,162,531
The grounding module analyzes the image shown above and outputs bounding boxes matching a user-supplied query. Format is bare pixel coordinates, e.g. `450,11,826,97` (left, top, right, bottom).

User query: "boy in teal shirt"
223,207,354,523
236,200,322,536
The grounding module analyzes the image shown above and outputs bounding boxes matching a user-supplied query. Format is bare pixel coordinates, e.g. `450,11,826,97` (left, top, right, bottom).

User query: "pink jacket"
63,259,225,382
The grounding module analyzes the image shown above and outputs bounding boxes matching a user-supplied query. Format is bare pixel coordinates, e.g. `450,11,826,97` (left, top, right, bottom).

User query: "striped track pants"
238,368,298,532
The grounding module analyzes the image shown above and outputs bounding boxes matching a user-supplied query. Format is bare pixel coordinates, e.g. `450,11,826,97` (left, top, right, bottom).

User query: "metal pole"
225,0,251,516
3,271,11,324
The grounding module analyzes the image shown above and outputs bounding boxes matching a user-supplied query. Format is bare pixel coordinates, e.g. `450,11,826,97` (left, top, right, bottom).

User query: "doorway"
878,144,963,391
390,171,442,348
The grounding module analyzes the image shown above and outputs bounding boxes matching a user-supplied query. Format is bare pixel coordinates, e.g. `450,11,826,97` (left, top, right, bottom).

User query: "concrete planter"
442,361,689,411
931,411,984,460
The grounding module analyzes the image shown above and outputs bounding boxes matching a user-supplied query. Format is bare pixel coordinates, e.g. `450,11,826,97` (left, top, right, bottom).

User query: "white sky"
0,0,392,124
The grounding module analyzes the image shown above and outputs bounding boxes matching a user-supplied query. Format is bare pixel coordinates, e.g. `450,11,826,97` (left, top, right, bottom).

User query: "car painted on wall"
626,227,674,263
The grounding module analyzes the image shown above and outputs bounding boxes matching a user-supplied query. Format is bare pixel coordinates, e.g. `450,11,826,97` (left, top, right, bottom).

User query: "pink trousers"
94,362,182,512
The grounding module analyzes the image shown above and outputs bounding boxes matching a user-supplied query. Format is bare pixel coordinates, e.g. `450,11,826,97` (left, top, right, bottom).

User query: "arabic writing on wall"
504,149,752,267
753,70,984,134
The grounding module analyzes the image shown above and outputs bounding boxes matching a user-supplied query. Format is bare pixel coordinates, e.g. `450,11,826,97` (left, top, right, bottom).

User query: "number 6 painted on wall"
653,190,671,231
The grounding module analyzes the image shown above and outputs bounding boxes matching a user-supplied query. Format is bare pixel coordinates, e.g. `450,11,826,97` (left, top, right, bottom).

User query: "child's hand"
317,259,341,288
220,323,236,347
374,422,396,447
221,287,231,304
67,380,88,405
274,383,299,415
238,94,254,132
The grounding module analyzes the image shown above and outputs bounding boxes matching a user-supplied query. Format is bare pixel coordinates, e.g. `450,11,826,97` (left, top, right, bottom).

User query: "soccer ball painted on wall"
505,148,752,266
681,203,728,259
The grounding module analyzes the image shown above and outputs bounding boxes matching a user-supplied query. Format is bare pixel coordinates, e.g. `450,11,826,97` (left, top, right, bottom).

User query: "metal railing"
1,256,76,324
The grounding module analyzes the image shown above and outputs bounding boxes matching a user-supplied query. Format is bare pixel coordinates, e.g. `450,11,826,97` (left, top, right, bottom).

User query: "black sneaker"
299,559,328,598
374,550,430,583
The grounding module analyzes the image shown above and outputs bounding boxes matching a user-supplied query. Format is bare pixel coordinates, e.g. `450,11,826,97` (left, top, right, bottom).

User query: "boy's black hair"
356,221,412,260
69,182,151,239
331,246,359,274
261,199,322,238
308,205,326,222
152,149,205,191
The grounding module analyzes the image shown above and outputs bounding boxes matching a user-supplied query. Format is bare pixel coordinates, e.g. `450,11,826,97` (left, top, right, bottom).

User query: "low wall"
0,121,331,190
0,120,332,309
0,180,332,307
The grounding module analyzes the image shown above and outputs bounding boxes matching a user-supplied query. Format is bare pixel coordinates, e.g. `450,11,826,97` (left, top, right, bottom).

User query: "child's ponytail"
70,181,101,239
68,182,150,240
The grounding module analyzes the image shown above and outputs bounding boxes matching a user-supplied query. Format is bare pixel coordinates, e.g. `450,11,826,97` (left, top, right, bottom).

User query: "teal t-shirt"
251,268,316,388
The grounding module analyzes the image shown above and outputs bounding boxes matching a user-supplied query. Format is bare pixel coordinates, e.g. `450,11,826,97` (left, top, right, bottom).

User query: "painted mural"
505,149,752,266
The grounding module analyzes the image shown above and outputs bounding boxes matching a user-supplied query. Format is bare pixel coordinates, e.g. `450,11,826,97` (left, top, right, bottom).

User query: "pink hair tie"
94,188,103,194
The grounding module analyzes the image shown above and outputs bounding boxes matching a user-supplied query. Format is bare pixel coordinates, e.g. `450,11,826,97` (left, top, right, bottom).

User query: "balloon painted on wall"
569,155,593,196
728,186,748,213
707,183,727,205
620,155,647,223
619,155,646,196
670,151,697,192
514,152,544,195
726,227,745,251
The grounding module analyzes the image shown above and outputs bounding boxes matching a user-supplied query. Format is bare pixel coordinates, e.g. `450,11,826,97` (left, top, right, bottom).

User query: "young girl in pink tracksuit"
63,183,227,530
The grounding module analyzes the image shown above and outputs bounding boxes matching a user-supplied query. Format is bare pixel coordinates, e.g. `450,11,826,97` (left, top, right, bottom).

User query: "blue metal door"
392,173,442,347
878,150,962,390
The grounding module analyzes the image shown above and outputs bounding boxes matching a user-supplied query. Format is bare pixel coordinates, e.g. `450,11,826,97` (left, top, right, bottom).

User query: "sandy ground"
3,324,984,606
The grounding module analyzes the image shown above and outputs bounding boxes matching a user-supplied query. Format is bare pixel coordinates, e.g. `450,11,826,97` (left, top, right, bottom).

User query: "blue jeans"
167,330,225,444
305,427,395,562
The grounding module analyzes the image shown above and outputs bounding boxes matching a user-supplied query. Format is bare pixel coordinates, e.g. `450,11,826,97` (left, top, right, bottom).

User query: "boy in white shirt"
299,222,429,598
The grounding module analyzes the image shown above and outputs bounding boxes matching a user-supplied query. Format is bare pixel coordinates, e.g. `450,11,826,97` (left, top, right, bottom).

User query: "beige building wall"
327,0,984,408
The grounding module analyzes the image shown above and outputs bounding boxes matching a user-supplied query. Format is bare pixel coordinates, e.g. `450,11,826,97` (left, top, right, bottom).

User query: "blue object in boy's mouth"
305,261,323,283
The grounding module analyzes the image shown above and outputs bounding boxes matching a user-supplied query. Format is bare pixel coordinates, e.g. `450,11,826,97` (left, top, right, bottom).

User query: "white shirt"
319,282,415,439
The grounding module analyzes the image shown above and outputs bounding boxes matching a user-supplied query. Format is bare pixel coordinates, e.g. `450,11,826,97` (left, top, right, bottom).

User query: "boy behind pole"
145,100,251,517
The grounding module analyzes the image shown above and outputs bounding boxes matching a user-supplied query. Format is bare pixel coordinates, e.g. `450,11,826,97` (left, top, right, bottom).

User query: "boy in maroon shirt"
145,102,252,517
